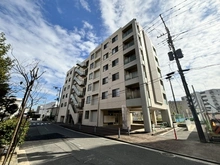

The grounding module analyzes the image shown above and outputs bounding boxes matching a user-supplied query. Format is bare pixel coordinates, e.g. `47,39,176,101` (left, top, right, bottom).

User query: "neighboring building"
37,102,56,120
181,89,220,114
57,19,172,132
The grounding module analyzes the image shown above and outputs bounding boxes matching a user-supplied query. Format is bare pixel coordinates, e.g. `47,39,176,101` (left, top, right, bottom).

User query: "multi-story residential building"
57,19,172,132
181,89,220,114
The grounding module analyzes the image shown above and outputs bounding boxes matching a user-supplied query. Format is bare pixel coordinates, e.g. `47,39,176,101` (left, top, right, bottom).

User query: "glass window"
104,42,108,49
102,91,108,99
91,54,94,60
112,72,119,81
103,53,109,60
88,84,92,91
103,64,108,72
112,46,118,55
112,35,118,43
85,111,89,119
86,96,91,104
64,102,67,107
90,63,94,69
112,58,119,67
89,73,93,80
112,88,120,97
102,77,108,84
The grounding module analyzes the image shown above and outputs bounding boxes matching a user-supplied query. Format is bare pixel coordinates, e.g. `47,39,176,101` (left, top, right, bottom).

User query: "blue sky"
0,0,220,108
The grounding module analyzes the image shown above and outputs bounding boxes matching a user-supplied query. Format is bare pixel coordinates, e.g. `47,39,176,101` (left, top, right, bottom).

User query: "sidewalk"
60,124,220,164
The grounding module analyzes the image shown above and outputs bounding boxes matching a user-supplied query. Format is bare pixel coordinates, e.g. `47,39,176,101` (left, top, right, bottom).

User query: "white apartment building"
57,19,172,132
181,89,220,114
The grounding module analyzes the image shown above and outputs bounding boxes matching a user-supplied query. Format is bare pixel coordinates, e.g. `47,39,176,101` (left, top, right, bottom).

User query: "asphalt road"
19,121,212,165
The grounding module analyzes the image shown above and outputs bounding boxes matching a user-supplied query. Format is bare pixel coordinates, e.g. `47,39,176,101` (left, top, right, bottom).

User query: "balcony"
76,61,87,68
75,68,86,76
125,71,138,81
124,54,136,65
123,40,134,50
74,76,85,86
68,103,77,113
72,85,84,97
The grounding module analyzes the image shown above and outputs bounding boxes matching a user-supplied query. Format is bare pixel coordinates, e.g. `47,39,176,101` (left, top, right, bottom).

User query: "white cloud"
79,0,91,12
0,0,99,101
98,0,220,100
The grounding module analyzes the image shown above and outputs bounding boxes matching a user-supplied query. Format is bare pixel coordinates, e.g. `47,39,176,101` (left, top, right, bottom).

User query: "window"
89,73,93,80
102,91,108,99
112,58,119,67
70,71,72,74
69,78,71,82
103,64,108,72
90,63,94,69
66,94,68,98
64,102,67,107
65,80,67,84
104,42,108,49
103,53,109,60
91,54,94,60
112,46,118,55
86,96,91,104
102,77,108,84
62,95,65,99
67,85,70,89
88,84,92,91
112,88,120,97
112,35,118,43
61,103,63,107
112,72,119,81
85,111,89,119
64,87,66,91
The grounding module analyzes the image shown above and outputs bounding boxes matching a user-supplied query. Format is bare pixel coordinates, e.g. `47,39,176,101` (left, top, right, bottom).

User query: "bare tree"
2,57,45,165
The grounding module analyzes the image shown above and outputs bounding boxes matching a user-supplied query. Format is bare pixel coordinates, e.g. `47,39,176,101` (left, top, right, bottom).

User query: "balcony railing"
72,85,84,97
126,90,140,99
125,71,138,80
123,40,134,50
124,54,136,64
75,68,86,76
74,76,85,86
123,28,133,38
76,61,87,68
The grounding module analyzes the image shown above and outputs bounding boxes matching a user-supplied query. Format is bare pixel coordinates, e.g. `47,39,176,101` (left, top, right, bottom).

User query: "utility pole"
159,14,206,142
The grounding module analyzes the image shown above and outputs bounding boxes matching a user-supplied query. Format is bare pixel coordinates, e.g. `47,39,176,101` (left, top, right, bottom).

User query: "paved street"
18,121,214,165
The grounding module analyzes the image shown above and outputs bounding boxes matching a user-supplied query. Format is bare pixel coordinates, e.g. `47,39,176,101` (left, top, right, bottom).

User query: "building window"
88,84,92,91
85,111,89,119
62,95,65,99
112,88,120,97
112,58,119,67
103,53,109,60
70,71,72,74
65,80,67,84
102,91,108,99
103,64,108,72
112,35,118,43
91,54,94,60
69,78,71,82
64,102,67,107
61,103,63,107
90,63,94,69
66,94,68,98
102,77,108,84
67,85,70,89
112,46,118,55
104,42,108,49
89,73,93,80
64,87,66,91
86,96,91,104
112,72,119,81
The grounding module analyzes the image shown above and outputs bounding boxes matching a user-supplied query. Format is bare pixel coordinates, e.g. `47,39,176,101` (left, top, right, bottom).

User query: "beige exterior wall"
58,19,172,132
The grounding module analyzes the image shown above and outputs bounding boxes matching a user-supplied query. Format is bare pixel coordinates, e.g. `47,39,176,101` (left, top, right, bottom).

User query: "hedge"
0,118,29,147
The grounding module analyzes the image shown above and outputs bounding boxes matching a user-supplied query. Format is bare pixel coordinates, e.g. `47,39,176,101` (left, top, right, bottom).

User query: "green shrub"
0,118,29,147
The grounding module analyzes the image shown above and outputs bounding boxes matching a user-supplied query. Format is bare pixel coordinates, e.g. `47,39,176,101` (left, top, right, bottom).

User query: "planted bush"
0,118,29,147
